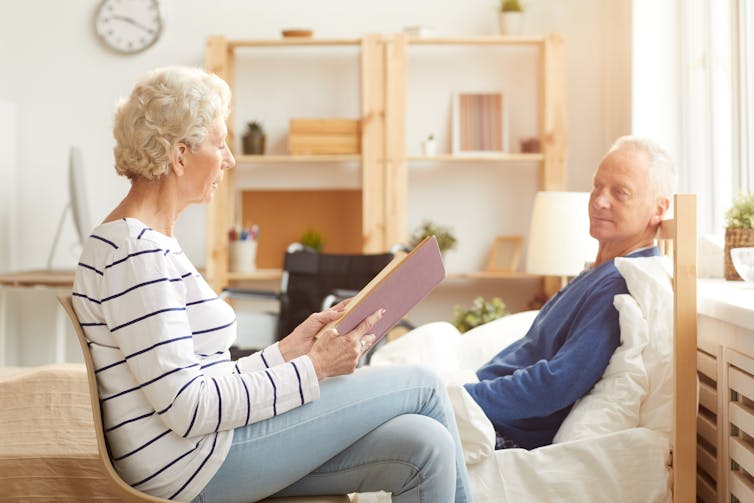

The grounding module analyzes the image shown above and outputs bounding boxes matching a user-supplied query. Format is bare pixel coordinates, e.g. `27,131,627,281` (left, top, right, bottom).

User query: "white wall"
0,0,631,365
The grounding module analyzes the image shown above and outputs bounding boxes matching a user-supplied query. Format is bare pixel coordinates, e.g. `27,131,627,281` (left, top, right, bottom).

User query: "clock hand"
110,14,154,34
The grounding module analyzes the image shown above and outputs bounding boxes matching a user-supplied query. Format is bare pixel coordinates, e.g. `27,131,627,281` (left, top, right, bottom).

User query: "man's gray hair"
608,136,675,199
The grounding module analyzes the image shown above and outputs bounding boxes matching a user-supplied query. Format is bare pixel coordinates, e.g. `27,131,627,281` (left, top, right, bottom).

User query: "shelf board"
229,38,362,48
448,271,541,280
408,35,546,47
407,153,544,163
236,154,361,164
227,36,545,49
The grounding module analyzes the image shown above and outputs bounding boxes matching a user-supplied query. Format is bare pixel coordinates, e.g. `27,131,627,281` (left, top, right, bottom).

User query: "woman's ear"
170,143,188,176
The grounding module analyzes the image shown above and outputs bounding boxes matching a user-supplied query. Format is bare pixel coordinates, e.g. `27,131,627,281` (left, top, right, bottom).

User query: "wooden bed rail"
661,194,697,503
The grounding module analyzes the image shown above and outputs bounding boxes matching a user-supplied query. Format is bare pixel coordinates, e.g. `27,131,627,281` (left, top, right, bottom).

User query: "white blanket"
368,256,674,502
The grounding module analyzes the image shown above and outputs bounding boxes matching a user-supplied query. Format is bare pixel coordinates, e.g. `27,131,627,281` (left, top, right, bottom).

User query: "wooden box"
288,118,361,154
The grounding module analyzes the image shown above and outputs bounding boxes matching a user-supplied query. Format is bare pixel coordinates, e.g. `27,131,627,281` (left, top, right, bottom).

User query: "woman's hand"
278,298,351,361
307,308,384,380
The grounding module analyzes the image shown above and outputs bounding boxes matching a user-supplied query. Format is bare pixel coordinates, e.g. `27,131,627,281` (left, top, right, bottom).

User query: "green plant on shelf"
453,296,508,334
409,220,457,255
300,228,325,252
500,0,523,12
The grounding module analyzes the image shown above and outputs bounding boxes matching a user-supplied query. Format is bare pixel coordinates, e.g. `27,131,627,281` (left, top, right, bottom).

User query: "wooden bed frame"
659,193,697,502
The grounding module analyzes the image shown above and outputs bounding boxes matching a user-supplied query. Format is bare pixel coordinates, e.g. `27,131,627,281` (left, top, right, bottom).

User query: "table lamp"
526,191,598,292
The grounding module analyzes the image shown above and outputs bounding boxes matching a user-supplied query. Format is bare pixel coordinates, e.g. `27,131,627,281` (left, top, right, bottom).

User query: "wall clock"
94,0,164,54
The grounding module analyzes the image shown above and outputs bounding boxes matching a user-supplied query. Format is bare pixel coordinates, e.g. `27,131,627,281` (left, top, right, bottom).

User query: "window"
735,0,754,194
633,0,753,234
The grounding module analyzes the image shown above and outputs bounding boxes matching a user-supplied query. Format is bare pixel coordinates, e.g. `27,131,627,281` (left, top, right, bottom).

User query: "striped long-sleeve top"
72,218,319,501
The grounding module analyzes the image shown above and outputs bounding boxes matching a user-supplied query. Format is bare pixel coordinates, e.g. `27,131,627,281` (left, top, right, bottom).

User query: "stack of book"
288,118,361,154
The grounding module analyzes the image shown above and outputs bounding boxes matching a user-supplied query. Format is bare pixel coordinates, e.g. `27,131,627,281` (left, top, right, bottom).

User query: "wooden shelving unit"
384,33,567,296
203,33,567,293
204,34,388,292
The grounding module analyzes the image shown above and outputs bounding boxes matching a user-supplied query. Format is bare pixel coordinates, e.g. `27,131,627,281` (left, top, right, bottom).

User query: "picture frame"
485,235,523,273
452,91,508,155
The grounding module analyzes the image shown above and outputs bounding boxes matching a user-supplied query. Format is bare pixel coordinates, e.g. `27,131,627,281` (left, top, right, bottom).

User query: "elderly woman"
72,66,472,503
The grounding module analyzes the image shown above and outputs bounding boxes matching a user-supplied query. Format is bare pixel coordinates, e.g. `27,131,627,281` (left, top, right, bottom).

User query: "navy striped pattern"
71,218,320,501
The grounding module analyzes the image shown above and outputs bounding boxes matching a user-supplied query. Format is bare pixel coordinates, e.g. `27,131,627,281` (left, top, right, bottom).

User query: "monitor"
68,146,92,246
46,146,93,269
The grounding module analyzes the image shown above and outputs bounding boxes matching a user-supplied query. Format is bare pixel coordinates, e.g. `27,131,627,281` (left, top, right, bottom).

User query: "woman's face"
181,116,235,204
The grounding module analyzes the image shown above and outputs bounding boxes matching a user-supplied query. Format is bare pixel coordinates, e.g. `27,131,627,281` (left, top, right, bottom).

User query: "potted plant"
499,0,524,35
242,121,266,155
300,228,325,252
421,133,437,156
453,296,508,333
409,220,458,255
724,193,754,280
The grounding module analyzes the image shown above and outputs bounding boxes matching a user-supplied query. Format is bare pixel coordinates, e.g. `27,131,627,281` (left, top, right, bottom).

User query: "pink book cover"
329,236,446,348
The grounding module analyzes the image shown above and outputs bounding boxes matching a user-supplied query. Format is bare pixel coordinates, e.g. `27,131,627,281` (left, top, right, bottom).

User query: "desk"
0,270,75,366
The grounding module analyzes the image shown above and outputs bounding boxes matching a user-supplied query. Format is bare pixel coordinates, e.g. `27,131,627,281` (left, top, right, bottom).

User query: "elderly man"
463,136,674,450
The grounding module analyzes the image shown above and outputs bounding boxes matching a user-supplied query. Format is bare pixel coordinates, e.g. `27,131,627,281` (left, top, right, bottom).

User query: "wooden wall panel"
241,190,362,268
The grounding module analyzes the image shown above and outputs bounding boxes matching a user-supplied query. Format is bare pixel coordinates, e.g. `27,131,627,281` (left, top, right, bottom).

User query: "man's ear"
170,144,188,176
654,196,671,223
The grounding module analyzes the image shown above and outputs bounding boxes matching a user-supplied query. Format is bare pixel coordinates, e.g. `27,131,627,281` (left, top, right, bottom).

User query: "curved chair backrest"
58,295,171,503
58,295,350,503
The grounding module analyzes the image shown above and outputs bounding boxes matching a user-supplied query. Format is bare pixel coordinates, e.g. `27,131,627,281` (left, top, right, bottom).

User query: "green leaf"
452,296,508,333
725,193,754,229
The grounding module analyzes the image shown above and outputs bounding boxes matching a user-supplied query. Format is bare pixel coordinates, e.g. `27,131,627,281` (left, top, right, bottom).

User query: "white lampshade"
526,191,598,276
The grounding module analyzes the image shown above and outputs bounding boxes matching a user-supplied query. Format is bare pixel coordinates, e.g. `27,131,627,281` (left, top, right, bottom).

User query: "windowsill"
698,278,754,331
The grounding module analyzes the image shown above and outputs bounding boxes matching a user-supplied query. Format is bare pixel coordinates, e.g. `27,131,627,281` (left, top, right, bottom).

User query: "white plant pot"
498,12,524,35
421,138,437,156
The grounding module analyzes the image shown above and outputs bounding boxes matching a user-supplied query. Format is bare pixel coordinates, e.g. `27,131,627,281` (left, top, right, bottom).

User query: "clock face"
95,0,163,54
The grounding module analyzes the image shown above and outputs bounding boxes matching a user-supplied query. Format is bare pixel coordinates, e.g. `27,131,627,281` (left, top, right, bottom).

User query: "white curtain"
632,0,754,235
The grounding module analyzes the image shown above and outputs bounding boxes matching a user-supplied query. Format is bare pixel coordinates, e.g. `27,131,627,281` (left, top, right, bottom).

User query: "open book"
324,235,446,349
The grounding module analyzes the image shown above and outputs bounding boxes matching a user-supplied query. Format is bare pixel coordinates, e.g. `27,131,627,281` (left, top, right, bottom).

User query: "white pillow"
455,310,539,369
615,256,674,435
554,255,673,442
369,321,462,370
554,294,649,442
369,310,538,372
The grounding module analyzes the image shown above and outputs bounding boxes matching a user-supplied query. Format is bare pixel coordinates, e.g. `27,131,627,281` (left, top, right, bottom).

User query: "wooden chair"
659,194,698,502
58,295,350,503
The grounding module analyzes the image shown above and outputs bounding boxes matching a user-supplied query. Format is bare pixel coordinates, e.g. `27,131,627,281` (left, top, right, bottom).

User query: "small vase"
242,130,266,155
498,12,524,35
421,138,437,156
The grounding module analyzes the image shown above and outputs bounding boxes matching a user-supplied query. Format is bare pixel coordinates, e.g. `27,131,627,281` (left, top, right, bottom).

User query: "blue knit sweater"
464,247,658,449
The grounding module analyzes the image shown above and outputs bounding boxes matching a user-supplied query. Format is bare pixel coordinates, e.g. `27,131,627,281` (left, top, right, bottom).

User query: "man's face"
589,149,661,246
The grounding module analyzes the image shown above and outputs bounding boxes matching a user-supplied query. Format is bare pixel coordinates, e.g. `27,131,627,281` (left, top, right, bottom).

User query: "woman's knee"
371,363,445,392
380,414,455,468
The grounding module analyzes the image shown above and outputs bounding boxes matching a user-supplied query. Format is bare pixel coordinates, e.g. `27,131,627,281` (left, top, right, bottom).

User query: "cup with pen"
228,224,259,273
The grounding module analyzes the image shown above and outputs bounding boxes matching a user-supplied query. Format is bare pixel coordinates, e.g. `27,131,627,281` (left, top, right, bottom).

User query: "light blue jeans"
192,365,472,503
